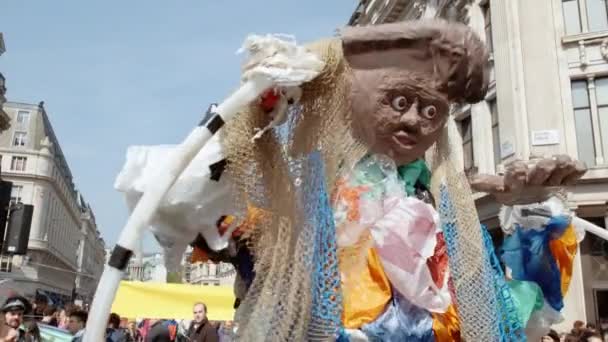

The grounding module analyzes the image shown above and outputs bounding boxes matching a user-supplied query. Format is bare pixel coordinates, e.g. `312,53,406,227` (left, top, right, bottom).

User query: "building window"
571,80,596,166
563,0,583,35
562,0,608,35
489,99,501,168
12,132,27,147
10,185,23,204
569,77,608,166
587,0,608,32
10,156,27,171
457,115,475,173
481,1,493,53
16,111,30,125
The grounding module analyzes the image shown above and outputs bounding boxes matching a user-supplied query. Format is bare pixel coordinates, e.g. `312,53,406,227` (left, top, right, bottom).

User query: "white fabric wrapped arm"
114,135,240,268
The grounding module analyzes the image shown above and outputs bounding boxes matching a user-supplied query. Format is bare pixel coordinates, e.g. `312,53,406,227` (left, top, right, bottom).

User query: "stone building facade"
349,0,608,330
0,101,105,303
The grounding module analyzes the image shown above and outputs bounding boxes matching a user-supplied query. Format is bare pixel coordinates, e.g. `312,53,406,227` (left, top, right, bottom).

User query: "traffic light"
4,204,33,255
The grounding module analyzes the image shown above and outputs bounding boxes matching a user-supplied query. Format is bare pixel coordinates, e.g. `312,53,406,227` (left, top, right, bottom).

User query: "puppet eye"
421,105,437,119
391,96,408,111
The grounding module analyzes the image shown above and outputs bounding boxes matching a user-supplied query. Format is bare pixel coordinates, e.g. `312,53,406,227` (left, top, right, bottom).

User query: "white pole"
572,216,608,241
84,76,273,341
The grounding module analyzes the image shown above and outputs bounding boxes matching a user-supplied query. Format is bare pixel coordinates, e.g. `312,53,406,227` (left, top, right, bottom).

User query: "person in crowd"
600,318,608,342
176,319,191,342
67,310,87,342
565,321,588,342
587,323,598,334
23,321,41,342
127,321,142,342
186,303,218,342
31,296,47,321
218,321,233,342
1,295,31,342
53,308,61,326
106,312,127,342
541,329,560,342
145,319,172,342
58,307,72,330
40,307,58,327
579,330,603,342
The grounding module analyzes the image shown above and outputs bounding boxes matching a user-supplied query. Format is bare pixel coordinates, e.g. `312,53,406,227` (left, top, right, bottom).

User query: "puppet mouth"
392,131,417,148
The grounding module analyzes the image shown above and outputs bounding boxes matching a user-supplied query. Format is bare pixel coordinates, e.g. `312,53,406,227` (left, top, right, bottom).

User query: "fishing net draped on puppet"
87,19,597,342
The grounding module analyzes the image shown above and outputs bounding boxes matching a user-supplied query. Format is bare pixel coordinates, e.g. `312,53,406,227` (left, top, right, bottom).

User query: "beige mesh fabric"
428,118,498,341
220,39,366,341
221,37,497,340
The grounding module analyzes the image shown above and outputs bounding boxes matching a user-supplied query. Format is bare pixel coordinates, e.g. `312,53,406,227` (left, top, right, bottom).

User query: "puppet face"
349,66,450,166
342,20,490,166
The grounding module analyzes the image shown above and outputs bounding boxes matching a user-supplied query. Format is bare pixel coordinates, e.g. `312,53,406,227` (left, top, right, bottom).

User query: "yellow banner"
111,281,235,321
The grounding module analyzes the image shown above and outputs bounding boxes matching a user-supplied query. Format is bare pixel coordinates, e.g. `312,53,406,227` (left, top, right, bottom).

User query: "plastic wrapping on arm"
114,135,241,266
507,280,544,327
499,196,580,312
499,196,572,235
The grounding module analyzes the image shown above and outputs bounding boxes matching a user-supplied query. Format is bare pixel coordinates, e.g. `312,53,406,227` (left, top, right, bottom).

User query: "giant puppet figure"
102,19,595,342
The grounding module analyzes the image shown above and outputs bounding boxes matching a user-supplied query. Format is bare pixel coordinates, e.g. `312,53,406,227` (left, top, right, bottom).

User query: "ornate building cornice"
348,0,474,26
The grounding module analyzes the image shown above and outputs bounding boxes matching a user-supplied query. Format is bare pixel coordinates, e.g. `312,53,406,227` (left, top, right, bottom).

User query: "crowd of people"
0,293,233,342
0,291,604,341
556,320,608,342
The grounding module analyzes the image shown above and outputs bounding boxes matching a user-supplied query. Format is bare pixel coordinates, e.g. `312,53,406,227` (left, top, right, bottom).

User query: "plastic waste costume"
115,20,589,341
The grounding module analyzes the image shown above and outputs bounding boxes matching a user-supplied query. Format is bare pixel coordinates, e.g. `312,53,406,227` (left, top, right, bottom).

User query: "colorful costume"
113,20,588,341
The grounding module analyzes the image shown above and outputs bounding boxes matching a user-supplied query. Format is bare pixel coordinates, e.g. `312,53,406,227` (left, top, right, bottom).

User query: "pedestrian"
23,321,41,342
31,296,47,322
57,308,69,330
145,320,172,342
67,310,87,342
127,321,142,342
41,307,58,327
106,313,127,342
0,295,31,342
186,303,218,342
565,321,587,342
579,330,603,342
541,329,560,342
218,321,234,342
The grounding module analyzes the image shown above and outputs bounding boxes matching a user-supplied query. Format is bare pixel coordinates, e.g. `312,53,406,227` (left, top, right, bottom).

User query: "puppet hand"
470,155,587,205
239,34,324,87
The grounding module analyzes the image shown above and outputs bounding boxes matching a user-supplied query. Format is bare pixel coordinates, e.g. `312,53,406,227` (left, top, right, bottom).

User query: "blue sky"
1,1,356,251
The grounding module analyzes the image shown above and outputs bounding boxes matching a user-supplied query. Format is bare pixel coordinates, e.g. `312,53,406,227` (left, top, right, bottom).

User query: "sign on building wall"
532,130,560,146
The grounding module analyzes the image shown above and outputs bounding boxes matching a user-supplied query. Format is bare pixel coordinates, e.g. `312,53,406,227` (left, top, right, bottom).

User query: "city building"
75,194,106,303
188,261,236,286
125,252,164,282
184,247,236,286
349,0,608,331
124,247,236,287
0,33,12,132
0,101,105,303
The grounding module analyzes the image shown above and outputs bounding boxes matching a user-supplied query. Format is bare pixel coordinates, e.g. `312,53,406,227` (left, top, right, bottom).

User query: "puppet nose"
399,99,421,131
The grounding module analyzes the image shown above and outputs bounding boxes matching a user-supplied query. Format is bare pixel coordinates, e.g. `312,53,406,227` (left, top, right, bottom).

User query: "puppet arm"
497,196,584,340
114,134,240,269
